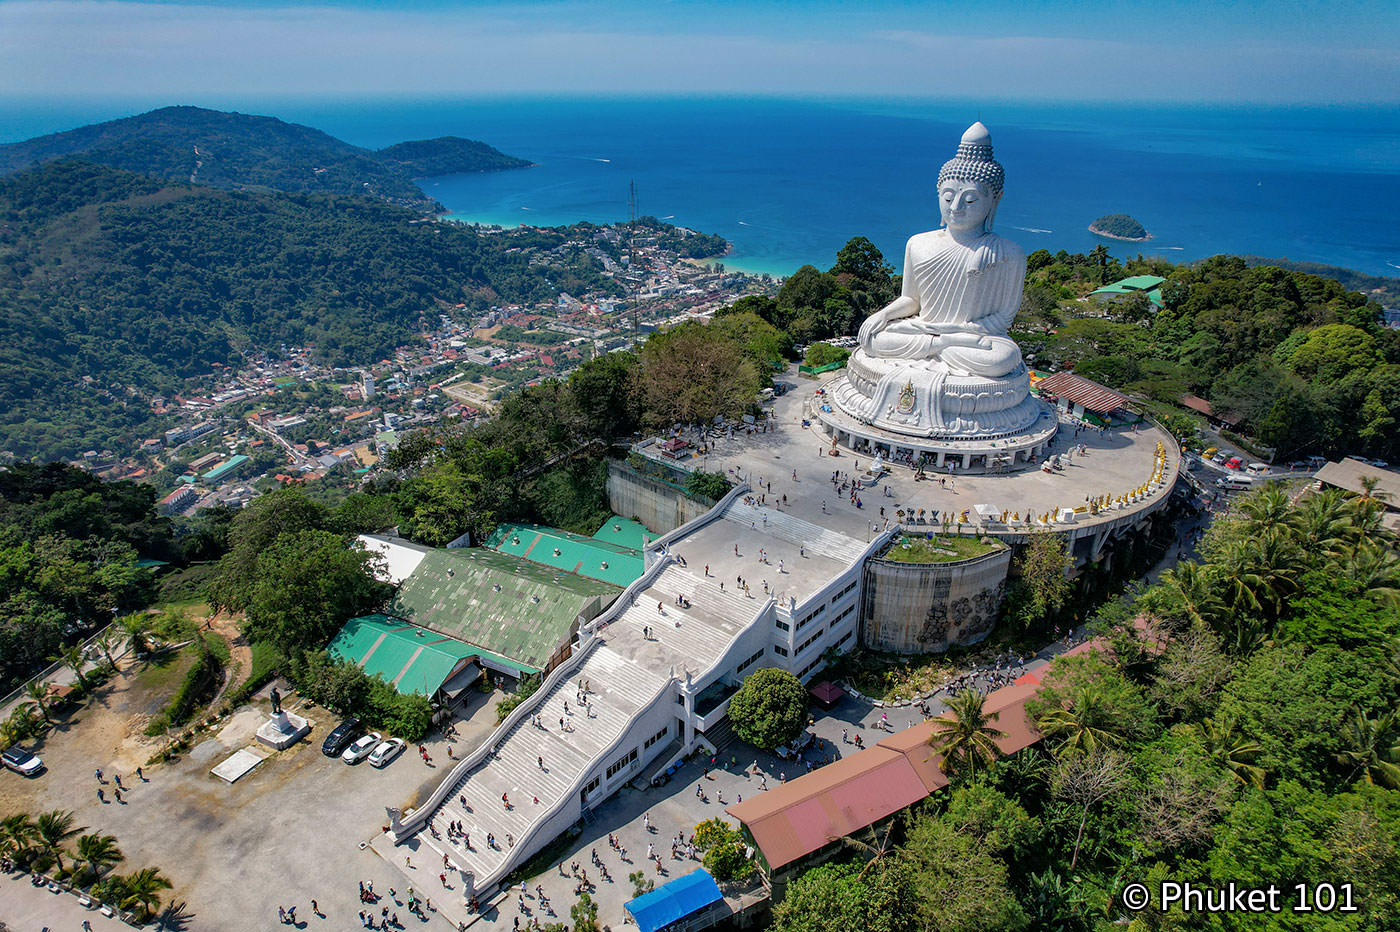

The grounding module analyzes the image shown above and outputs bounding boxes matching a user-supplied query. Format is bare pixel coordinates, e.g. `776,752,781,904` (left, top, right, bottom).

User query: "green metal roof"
328,614,480,696
592,516,653,550
1090,275,1165,308
202,454,250,482
485,521,646,587
385,548,619,671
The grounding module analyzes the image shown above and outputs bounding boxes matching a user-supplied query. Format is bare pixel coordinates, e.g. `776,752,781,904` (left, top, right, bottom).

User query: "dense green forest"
0,160,623,459
0,464,170,691
1014,250,1400,460
771,484,1400,931
0,106,528,211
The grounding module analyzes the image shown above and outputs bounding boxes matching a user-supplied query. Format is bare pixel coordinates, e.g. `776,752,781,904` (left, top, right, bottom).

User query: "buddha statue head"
938,121,1005,234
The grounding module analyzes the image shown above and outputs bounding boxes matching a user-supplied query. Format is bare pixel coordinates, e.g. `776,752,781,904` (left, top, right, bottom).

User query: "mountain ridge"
0,105,531,211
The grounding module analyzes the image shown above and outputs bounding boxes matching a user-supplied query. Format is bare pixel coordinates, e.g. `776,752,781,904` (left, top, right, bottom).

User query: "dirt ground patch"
0,663,508,931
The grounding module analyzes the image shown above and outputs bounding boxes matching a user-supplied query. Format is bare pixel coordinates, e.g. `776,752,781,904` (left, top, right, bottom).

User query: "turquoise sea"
4,96,1399,279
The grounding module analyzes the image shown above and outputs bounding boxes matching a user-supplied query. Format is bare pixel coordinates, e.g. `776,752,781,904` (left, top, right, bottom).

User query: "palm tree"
118,867,172,919
0,713,31,750
1342,539,1400,604
1202,715,1266,789
120,614,152,658
1212,532,1295,631
1334,708,1400,789
1289,488,1352,559
928,690,1005,780
49,645,89,691
21,681,52,724
33,810,84,872
1355,475,1391,512
1088,244,1111,284
0,813,37,860
93,628,122,670
1036,684,1124,757
74,833,123,889
1156,560,1224,630
1237,484,1291,536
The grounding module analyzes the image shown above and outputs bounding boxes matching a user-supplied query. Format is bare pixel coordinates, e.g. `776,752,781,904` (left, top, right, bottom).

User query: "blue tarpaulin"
625,869,724,932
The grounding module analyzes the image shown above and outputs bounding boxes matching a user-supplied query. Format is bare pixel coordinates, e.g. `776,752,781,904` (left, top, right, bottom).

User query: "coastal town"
58,222,775,518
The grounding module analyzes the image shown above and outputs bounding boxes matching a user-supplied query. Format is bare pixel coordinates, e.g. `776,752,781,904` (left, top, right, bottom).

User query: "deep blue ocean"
4,96,1399,279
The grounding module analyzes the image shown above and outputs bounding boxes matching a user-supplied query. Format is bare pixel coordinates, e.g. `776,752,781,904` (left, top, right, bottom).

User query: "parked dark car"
2,745,45,776
321,718,362,757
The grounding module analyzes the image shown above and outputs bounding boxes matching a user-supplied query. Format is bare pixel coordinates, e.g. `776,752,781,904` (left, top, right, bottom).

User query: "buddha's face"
939,179,997,233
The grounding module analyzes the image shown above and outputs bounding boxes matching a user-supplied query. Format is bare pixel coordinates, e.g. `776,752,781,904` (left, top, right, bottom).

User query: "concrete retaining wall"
607,461,713,534
861,545,1012,653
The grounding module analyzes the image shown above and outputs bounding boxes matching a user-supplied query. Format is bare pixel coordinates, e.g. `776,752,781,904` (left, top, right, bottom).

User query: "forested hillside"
0,106,529,211
0,160,620,459
1012,251,1400,461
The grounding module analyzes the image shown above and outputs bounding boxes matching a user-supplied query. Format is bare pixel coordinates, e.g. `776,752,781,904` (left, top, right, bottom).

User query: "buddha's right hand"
857,309,888,350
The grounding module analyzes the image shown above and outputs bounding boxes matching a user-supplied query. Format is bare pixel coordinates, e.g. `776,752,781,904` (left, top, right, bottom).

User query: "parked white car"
368,737,406,768
341,732,382,764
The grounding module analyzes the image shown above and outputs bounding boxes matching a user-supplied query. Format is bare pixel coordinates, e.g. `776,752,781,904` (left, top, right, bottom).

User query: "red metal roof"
724,648,1154,872
1036,372,1129,414
724,748,929,870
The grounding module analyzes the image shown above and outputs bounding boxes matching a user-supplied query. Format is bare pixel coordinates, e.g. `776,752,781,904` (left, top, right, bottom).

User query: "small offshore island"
1089,212,1151,241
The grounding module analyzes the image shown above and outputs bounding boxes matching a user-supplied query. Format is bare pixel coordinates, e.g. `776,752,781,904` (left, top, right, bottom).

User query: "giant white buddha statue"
831,121,1043,438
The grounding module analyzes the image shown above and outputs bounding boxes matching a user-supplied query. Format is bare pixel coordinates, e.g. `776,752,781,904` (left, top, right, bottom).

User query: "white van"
1245,463,1270,476
1216,475,1256,491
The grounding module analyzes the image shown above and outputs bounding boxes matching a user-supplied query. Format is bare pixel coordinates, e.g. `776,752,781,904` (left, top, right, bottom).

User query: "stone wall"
861,544,1012,653
606,461,713,534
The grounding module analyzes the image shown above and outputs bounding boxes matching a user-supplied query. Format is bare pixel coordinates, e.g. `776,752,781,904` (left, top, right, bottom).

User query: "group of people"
93,766,143,805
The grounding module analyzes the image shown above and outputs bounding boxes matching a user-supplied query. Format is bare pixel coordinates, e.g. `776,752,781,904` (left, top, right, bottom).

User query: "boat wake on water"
1012,226,1053,234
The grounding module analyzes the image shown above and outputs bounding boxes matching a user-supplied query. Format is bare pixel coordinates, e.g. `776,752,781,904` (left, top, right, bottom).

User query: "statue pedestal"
256,709,311,750
813,372,1058,473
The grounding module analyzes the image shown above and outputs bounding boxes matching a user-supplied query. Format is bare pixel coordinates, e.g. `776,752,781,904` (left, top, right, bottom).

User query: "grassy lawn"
884,534,1003,564
130,647,198,715
243,641,282,689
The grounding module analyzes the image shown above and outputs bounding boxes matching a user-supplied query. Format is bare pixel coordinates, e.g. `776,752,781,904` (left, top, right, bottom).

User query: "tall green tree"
727,667,807,750
118,866,172,920
927,690,1005,782
74,833,124,889
1334,709,1400,789
241,529,390,655
33,809,83,872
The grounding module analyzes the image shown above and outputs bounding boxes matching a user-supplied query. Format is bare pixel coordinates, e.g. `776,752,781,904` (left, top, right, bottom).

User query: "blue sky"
1,0,1397,103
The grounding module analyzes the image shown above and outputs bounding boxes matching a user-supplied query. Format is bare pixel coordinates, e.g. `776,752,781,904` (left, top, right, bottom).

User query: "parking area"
0,656,505,931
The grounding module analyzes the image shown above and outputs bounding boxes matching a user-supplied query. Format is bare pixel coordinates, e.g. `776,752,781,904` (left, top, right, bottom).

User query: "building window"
582,776,600,796
797,627,825,655
796,604,827,632
736,648,765,675
606,747,639,779
644,724,670,750
773,645,789,657
775,618,790,632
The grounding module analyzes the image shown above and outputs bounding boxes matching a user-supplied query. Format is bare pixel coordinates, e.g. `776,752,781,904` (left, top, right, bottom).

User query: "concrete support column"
682,686,696,749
